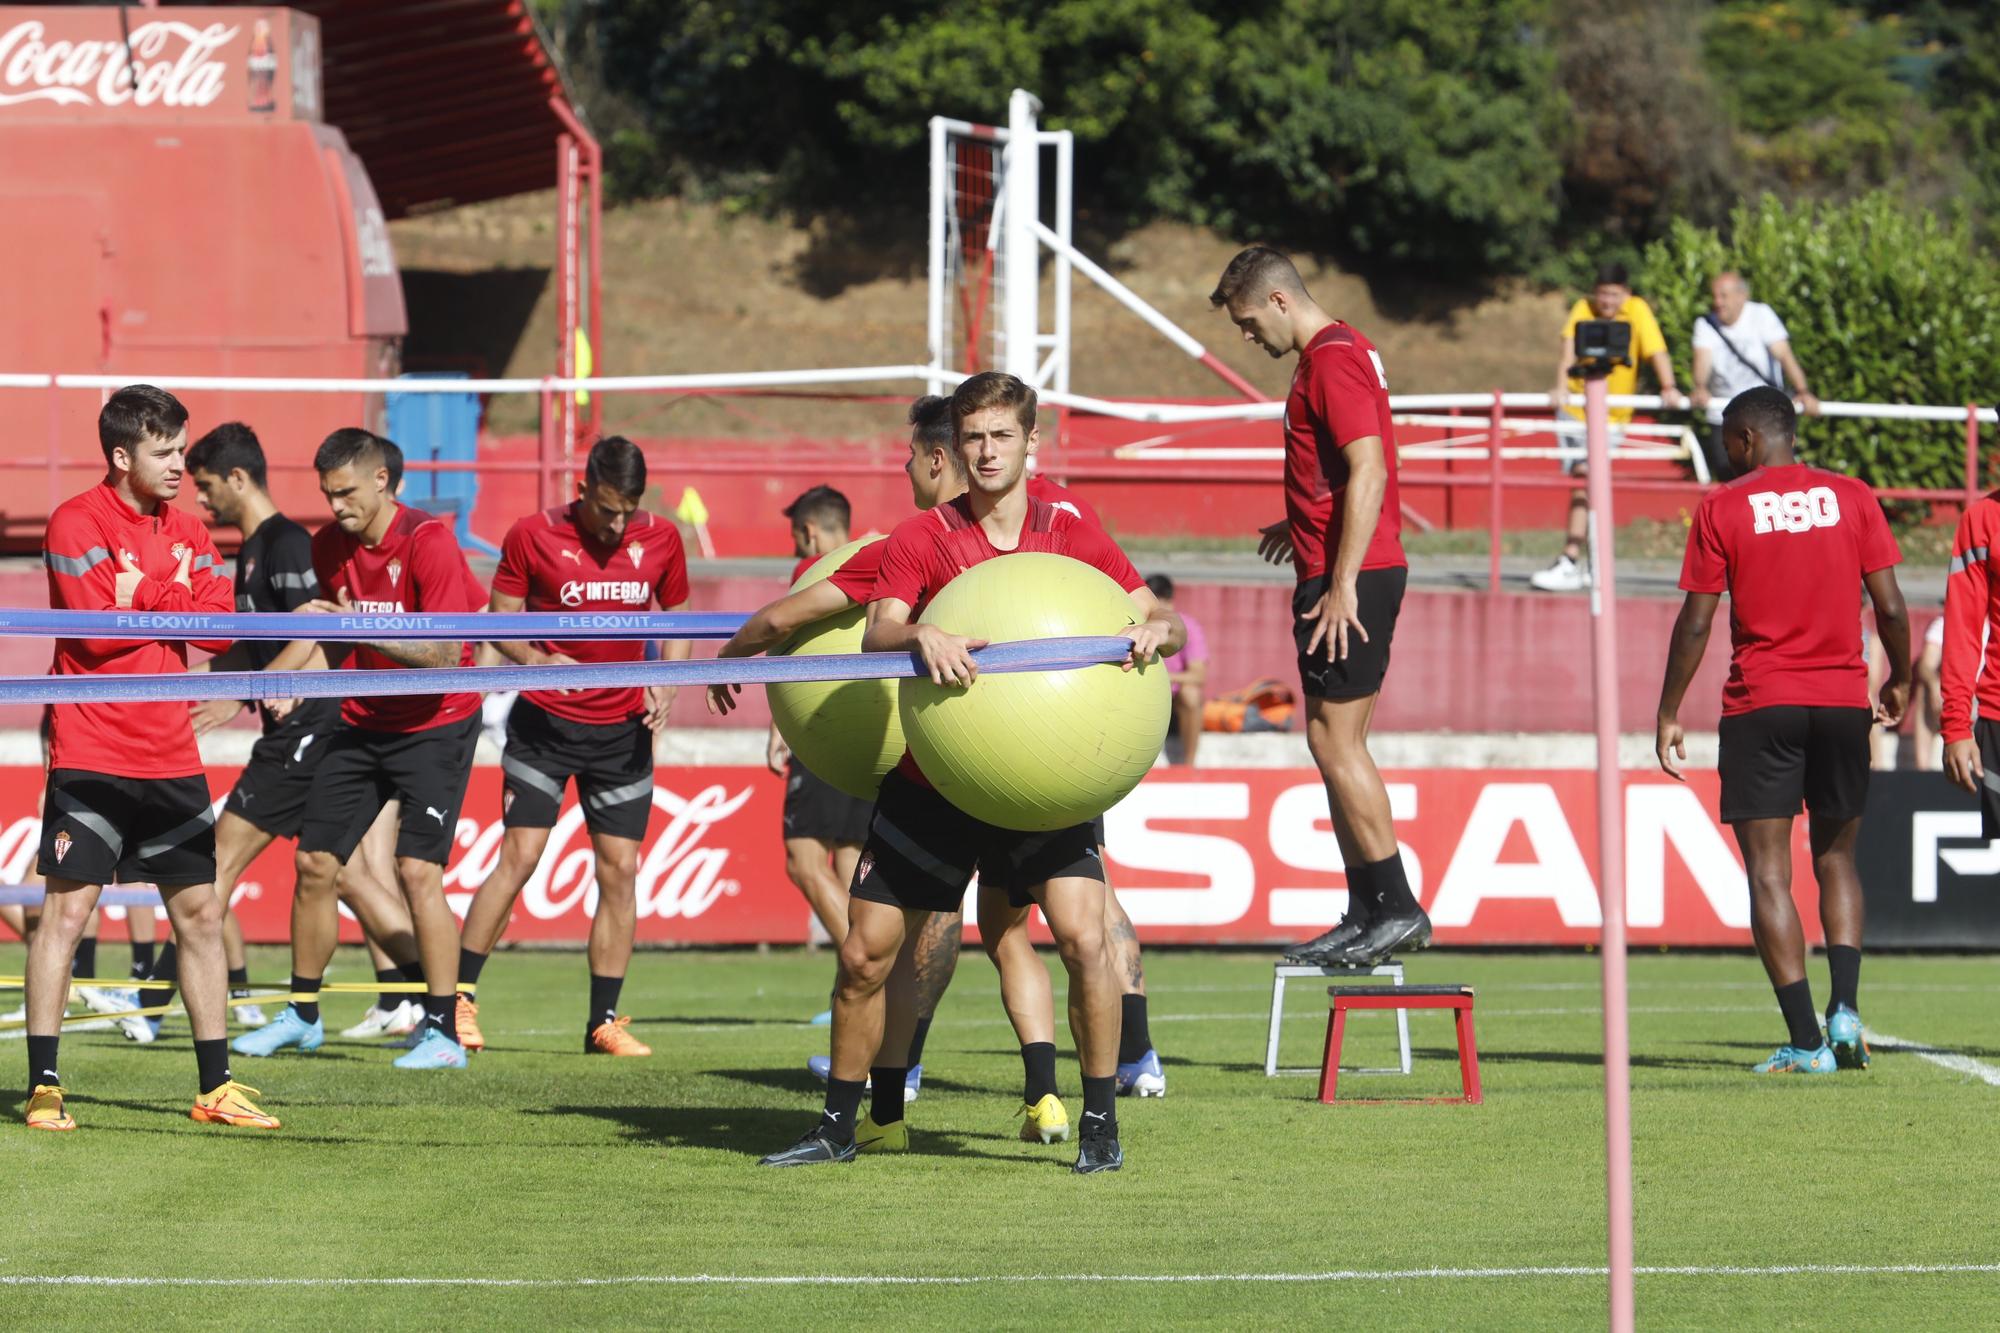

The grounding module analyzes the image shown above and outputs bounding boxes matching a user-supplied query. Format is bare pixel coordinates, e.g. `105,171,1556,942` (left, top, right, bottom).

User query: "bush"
586,0,1567,278
1638,193,2000,493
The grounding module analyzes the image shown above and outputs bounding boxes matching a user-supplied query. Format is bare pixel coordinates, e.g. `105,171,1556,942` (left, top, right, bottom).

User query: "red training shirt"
871,493,1146,784
1938,492,2000,743
490,505,690,725
824,537,886,606
1283,321,1405,580
312,504,482,733
1025,474,1102,529
44,482,234,779
1678,463,1900,716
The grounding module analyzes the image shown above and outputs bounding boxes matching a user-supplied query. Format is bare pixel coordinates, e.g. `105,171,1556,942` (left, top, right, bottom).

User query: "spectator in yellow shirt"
1531,263,1687,592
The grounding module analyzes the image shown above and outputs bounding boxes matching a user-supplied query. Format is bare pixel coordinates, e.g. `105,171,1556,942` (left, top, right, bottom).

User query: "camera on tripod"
1572,319,1632,380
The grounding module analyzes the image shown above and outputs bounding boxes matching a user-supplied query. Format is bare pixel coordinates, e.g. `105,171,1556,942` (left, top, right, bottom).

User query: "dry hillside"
391,193,1568,440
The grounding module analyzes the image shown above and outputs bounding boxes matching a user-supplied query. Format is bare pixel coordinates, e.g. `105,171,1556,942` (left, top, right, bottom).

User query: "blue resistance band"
0,609,748,642
0,637,1137,706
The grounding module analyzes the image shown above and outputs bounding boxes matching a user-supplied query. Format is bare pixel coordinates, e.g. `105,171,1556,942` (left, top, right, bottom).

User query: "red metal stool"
1320,984,1480,1105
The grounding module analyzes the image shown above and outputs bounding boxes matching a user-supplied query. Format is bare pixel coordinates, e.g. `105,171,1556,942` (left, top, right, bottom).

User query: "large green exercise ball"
767,536,902,799
900,552,1169,831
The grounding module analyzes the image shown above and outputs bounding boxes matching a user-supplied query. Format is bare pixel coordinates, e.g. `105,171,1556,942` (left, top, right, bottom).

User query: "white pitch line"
1,1264,1996,1289
1864,1027,2000,1088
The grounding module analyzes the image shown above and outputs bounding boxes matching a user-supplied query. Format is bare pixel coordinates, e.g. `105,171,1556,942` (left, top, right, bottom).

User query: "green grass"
4,946,1997,1329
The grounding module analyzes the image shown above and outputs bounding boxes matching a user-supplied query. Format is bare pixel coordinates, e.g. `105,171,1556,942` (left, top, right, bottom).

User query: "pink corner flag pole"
1583,375,1636,1331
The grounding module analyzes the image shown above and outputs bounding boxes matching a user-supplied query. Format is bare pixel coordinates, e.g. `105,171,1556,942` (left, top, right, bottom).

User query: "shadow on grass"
626,1015,769,1028
706,1065,984,1099
530,1102,979,1160
1482,1047,1741,1072
5,1092,362,1143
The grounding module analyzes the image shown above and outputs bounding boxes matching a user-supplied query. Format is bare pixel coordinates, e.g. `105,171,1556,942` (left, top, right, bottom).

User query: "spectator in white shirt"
1690,272,1819,478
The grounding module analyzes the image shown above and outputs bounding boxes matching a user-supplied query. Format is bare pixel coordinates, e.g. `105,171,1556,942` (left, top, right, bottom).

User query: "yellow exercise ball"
767,536,902,799
900,552,1168,831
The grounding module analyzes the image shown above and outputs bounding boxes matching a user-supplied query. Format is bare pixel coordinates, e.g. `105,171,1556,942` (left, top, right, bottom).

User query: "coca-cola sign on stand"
0,7,320,122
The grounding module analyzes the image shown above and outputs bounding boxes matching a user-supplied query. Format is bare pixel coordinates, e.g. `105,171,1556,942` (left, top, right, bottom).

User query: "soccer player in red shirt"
712,404,965,1106
26,385,276,1132
1210,246,1429,966
1656,387,1909,1075
760,373,1182,1174
1939,477,2000,813
233,429,484,1070
453,437,691,1056
768,484,876,960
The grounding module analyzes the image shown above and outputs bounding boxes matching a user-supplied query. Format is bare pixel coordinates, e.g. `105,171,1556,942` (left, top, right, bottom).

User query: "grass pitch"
4,945,1997,1329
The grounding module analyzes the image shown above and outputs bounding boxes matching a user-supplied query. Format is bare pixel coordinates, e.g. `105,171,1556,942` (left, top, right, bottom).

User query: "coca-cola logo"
0,20,239,110
441,782,752,923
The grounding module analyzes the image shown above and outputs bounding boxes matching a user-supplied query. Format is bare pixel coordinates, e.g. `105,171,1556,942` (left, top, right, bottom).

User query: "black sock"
71,937,96,979
458,948,488,994
227,965,250,997
27,1034,59,1089
194,1038,231,1095
398,960,426,986
1022,1041,1058,1104
1774,978,1822,1050
374,966,402,1011
820,1077,866,1144
1368,853,1420,917
143,940,180,1003
1344,861,1380,920
129,940,156,976
588,973,623,1031
1081,1074,1118,1139
422,993,457,1043
1117,993,1153,1065
869,1067,907,1126
1826,946,1861,1017
906,1016,934,1068
289,976,322,1025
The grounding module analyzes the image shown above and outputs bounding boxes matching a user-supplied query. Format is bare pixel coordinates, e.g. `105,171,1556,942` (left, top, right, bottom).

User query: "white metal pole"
1049,129,1073,460
1051,130,1073,397
926,117,949,397
1004,89,1042,385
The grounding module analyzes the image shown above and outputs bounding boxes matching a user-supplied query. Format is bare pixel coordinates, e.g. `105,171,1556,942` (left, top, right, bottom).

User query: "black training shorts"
850,768,1104,914
296,715,480,865
1716,705,1872,824
501,698,656,841
38,768,217,888
1975,718,2000,839
1295,566,1406,701
223,705,340,840
782,756,873,846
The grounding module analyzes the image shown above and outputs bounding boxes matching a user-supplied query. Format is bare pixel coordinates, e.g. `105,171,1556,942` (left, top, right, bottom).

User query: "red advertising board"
0,765,1796,949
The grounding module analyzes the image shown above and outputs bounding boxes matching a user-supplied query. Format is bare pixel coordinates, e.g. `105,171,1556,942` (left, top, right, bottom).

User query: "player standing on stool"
1210,247,1429,966
1656,387,1907,1074
234,429,483,1069
455,436,690,1056
27,384,276,1131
